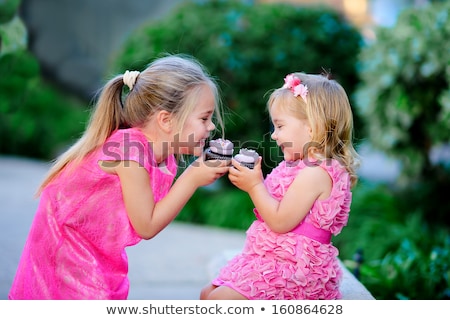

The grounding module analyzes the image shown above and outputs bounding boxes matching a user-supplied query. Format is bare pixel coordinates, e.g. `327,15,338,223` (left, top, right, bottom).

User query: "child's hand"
184,154,230,187
228,156,264,192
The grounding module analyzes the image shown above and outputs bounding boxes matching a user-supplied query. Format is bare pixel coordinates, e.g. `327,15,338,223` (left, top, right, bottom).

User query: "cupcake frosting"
235,148,258,163
209,139,234,155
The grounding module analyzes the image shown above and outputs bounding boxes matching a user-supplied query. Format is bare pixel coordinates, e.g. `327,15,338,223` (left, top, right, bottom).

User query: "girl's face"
174,85,216,157
269,102,312,162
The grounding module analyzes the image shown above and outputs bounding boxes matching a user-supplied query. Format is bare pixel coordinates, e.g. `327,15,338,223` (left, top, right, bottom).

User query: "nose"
271,131,277,140
207,121,216,132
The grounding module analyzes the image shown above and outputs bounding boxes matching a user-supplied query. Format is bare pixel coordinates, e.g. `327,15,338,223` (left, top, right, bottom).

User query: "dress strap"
290,221,332,244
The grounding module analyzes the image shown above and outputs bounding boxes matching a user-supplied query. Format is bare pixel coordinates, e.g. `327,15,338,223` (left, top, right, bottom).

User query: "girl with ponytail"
9,54,229,299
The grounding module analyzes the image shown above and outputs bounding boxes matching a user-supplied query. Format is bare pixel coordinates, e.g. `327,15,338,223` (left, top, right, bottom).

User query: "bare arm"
228,158,332,233
101,156,229,239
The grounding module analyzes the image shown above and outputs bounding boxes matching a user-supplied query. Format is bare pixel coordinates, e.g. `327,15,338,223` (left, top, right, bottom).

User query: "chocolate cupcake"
205,138,234,161
234,148,259,169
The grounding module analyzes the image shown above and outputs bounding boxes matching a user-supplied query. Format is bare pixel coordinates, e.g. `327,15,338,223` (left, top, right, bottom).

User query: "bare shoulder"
298,164,331,181
294,164,332,200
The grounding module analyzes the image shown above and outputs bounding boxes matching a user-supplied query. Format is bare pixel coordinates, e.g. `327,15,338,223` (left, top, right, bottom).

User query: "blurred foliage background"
1,0,449,299
0,0,87,159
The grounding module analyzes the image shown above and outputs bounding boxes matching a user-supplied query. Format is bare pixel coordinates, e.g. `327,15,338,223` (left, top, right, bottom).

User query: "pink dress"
9,128,177,299
212,159,352,299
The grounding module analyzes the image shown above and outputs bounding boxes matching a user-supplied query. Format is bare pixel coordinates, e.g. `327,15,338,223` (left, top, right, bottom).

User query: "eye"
201,113,213,122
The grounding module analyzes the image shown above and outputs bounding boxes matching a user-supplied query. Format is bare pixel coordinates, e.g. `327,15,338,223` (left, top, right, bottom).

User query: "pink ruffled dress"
212,159,352,299
9,128,177,299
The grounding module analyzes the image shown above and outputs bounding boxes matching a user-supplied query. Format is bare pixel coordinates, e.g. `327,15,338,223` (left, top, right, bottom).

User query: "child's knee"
205,285,246,300
199,284,215,300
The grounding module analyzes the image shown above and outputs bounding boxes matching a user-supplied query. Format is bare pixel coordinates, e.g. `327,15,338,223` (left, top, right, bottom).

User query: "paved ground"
0,155,378,300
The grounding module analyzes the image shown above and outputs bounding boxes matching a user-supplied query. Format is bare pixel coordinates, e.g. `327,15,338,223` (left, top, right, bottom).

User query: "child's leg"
201,284,247,300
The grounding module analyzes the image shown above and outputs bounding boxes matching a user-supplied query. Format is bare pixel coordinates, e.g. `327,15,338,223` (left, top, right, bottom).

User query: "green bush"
343,1,450,298
333,180,450,299
0,50,88,159
111,0,363,175
0,0,88,160
0,0,20,24
0,12,27,56
360,236,450,300
354,2,450,225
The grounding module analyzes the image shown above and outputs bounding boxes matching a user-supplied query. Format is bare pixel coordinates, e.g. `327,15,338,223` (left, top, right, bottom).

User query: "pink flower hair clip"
283,74,308,103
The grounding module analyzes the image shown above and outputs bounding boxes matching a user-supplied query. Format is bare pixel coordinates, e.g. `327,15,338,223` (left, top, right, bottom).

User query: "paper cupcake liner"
204,149,233,161
235,161,255,169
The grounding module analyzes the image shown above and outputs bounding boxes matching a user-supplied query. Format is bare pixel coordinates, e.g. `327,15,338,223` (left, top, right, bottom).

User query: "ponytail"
36,75,125,196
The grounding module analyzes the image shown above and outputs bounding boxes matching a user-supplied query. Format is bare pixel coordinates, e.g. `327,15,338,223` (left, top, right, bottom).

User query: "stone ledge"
338,260,375,299
208,249,375,300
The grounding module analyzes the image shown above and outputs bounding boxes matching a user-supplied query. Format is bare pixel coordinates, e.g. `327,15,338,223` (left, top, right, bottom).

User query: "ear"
304,120,313,138
307,125,313,138
156,110,173,133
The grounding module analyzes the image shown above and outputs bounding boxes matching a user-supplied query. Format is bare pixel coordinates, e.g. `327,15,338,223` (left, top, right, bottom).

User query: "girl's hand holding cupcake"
229,154,264,193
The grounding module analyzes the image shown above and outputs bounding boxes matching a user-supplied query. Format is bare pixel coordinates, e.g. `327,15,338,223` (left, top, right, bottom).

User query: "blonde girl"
201,72,360,300
9,54,230,299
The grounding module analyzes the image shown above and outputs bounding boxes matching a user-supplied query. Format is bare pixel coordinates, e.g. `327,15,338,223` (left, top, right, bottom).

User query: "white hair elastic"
123,70,140,90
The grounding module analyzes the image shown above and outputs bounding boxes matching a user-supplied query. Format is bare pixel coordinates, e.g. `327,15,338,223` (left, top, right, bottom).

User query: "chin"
190,147,203,157
284,154,300,162
177,146,200,156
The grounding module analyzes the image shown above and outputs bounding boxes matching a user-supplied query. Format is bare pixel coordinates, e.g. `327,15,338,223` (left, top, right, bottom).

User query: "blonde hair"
268,72,360,187
37,54,224,195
